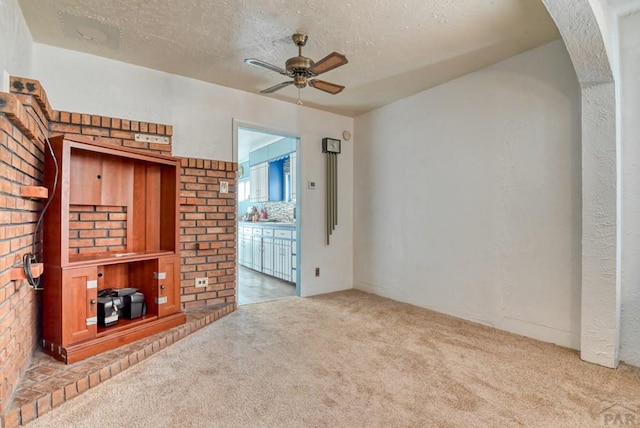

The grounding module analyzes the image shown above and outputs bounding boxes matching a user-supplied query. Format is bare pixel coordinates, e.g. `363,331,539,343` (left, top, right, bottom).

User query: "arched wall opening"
541,0,619,368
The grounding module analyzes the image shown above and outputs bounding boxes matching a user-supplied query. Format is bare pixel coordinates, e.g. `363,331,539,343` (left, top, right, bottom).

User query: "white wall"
0,0,33,89
31,44,354,298
354,40,582,349
542,0,619,368
618,8,640,366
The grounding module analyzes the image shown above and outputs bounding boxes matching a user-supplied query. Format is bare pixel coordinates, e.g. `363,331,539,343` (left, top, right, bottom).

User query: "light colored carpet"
26,290,640,427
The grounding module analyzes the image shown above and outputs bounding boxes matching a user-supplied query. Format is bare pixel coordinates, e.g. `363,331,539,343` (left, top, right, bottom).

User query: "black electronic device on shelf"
97,288,146,326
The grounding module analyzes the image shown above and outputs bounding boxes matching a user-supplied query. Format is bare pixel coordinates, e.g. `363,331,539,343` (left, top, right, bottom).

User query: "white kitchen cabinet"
250,233,263,271
249,163,269,202
290,152,297,202
273,229,293,282
262,233,274,276
238,224,296,283
291,239,297,282
274,238,292,282
238,227,252,267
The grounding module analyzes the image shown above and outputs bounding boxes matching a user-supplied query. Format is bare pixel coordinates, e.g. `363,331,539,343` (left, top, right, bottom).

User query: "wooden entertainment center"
42,134,185,363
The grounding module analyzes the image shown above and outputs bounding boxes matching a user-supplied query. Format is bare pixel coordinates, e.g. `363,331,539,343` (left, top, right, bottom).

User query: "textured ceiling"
17,0,560,117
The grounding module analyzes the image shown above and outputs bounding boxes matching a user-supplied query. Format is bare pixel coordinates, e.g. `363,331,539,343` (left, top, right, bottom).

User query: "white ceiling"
17,0,560,117
237,128,286,163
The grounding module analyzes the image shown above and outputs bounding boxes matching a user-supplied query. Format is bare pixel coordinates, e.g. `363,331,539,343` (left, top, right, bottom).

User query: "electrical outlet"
315,267,320,277
220,181,229,193
195,277,208,288
134,133,170,144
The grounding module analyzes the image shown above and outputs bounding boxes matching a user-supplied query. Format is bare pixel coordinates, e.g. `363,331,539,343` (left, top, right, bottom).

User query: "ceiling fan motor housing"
286,56,314,75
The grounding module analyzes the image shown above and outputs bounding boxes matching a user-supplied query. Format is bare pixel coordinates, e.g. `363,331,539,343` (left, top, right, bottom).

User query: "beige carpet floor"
25,290,640,428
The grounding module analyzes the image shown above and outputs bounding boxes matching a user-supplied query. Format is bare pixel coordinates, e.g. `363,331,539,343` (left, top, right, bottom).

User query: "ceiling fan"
244,33,348,95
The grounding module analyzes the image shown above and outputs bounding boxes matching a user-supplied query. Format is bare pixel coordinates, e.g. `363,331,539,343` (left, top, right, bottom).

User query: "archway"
541,0,618,368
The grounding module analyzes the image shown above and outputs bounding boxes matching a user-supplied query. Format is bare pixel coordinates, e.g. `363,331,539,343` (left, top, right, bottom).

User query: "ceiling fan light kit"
244,33,348,98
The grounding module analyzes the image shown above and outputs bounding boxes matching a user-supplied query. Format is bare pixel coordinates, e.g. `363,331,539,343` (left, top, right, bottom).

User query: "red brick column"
180,158,237,308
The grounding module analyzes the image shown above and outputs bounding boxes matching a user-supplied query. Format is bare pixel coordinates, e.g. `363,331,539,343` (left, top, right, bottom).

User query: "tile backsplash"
262,201,295,222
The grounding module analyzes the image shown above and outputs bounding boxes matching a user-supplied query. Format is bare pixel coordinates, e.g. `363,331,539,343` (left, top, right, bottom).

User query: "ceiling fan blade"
308,52,348,75
244,58,288,76
309,79,345,95
261,81,295,93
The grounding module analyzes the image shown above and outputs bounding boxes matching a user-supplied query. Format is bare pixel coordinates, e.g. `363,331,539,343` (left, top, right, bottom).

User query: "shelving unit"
41,134,185,363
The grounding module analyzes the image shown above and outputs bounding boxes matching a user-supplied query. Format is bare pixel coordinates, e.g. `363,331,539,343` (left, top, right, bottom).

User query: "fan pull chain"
296,88,303,105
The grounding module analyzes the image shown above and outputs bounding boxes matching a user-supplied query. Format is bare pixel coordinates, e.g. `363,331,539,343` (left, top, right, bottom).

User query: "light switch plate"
308,181,316,189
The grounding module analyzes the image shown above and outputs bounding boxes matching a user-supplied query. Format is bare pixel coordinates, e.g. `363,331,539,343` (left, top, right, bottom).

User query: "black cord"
23,253,42,291
22,110,59,290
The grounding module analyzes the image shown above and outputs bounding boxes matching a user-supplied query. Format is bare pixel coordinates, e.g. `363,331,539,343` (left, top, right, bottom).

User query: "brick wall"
49,111,172,155
0,92,48,414
1,76,238,416
180,159,237,308
68,205,127,256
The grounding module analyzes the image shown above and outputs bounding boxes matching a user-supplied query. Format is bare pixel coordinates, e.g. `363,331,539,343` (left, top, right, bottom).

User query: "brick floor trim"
0,302,236,428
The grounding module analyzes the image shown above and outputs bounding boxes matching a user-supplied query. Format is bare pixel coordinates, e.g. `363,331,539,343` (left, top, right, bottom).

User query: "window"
238,181,250,201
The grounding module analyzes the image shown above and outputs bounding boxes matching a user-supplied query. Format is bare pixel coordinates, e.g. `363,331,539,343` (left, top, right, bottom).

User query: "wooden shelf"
96,314,158,337
11,262,43,281
68,250,176,267
21,185,48,199
46,312,186,364
42,134,183,363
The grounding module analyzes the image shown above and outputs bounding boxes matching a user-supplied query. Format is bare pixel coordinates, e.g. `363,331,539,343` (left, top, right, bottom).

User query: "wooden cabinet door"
157,256,181,317
68,151,133,206
61,266,98,345
69,151,103,205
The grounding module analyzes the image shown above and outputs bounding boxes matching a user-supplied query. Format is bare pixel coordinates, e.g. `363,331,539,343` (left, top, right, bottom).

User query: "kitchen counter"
239,221,296,228
238,221,297,282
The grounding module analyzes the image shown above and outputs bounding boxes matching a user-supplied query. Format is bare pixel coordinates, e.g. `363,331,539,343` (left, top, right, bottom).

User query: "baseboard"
301,282,352,297
354,281,580,350
498,316,580,350
354,281,408,303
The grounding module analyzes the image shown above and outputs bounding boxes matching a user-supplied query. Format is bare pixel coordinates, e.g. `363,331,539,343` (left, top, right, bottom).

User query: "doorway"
235,125,300,305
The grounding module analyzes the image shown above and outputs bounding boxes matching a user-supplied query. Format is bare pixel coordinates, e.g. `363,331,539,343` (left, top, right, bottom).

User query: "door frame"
232,119,302,297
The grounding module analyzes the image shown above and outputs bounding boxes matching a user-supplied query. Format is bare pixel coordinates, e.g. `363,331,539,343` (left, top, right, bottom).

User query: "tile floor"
237,264,297,305
1,302,236,428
